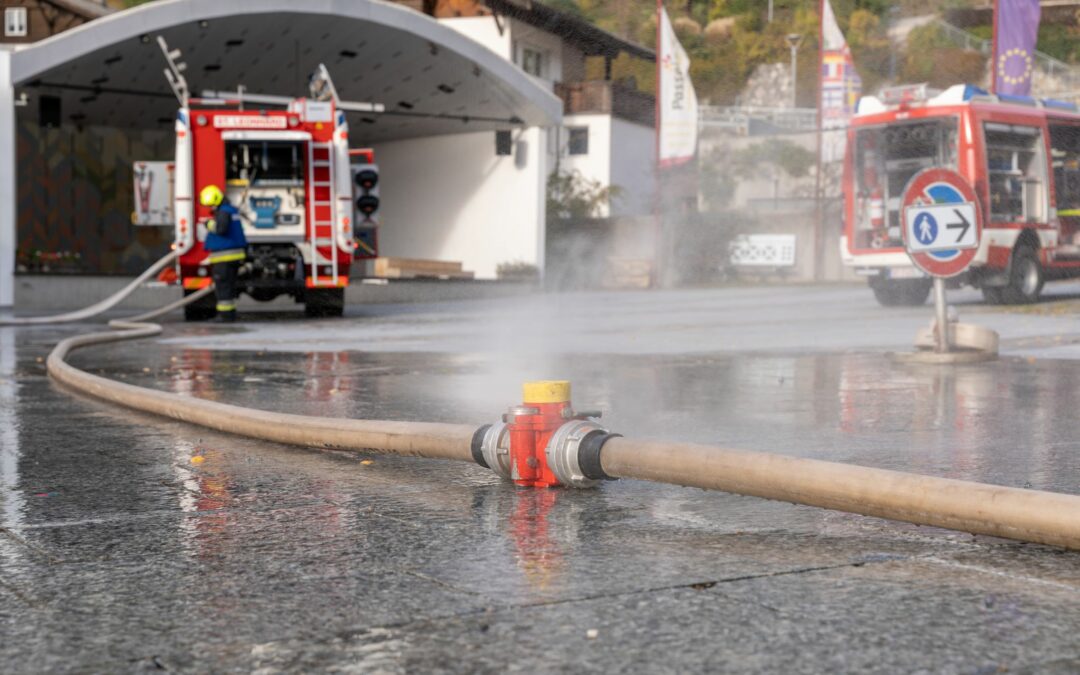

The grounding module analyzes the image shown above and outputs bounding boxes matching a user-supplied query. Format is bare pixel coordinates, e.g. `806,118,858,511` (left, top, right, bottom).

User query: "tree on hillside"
901,23,986,88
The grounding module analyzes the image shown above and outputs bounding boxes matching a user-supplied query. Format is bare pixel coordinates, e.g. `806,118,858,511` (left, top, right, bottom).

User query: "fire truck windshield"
225,141,305,187
854,117,959,239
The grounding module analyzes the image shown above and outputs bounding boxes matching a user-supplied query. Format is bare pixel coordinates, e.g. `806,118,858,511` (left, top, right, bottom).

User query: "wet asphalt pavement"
3,282,1080,673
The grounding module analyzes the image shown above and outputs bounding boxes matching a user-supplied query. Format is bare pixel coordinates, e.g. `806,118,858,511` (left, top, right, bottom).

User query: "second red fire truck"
842,83,1080,306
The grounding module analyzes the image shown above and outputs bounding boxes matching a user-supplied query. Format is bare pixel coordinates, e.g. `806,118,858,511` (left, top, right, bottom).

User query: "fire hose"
14,256,1080,552
0,251,179,325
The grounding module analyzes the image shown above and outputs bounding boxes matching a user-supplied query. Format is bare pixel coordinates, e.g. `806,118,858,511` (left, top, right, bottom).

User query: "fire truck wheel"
1001,246,1044,305
871,279,931,307
183,289,217,321
305,289,345,318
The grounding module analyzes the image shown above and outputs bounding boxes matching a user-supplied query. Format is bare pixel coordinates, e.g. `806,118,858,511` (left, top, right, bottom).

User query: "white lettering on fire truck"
213,116,288,130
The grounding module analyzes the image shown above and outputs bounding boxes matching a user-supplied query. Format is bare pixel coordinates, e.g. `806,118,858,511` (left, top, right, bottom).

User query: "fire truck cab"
842,83,1080,306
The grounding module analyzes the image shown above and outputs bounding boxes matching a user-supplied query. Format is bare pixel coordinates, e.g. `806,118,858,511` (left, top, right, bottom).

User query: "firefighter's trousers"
211,259,242,321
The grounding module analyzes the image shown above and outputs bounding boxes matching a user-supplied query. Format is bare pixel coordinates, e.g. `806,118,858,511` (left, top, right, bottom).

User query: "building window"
5,7,28,37
567,127,589,156
521,47,545,77
495,130,512,156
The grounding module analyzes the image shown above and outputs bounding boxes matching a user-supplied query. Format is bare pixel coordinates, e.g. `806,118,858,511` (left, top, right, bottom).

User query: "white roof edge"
10,0,562,126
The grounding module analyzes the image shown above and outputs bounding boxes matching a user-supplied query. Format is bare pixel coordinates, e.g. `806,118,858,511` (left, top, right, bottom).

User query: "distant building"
0,0,111,44
2,0,653,287
391,0,656,223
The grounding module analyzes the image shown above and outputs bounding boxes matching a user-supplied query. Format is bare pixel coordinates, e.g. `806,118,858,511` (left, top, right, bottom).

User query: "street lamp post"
888,5,901,83
786,33,803,108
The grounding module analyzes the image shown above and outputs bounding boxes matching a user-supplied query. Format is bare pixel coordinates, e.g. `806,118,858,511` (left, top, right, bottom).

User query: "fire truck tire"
183,289,217,321
305,289,345,318
871,279,931,307
1001,246,1044,305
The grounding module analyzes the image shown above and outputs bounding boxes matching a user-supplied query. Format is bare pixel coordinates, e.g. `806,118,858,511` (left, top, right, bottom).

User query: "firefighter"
199,185,247,323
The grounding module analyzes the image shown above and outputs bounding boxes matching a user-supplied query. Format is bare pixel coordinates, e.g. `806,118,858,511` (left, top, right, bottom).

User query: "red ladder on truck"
307,142,338,287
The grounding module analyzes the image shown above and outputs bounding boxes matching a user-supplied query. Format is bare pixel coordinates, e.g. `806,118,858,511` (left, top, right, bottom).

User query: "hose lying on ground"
0,251,178,326
48,286,477,462
39,282,1080,552
599,438,1080,552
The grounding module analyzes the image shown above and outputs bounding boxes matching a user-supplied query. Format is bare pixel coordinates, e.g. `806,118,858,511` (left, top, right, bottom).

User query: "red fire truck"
842,84,1080,306
154,44,380,320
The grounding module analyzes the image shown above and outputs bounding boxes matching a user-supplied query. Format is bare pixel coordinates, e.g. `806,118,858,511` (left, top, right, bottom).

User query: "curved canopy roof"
9,0,562,140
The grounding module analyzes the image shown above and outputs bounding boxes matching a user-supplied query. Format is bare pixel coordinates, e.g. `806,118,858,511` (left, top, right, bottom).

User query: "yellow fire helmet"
199,184,224,207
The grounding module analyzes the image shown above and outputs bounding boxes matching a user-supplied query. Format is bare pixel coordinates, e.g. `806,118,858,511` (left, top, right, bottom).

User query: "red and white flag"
820,0,861,162
658,5,698,168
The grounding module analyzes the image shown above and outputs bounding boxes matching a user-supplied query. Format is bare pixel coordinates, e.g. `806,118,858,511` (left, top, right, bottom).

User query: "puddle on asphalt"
5,324,1080,621
22,327,1079,495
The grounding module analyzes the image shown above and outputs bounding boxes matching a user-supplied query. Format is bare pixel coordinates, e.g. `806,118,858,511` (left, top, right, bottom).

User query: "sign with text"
213,115,288,129
132,161,175,226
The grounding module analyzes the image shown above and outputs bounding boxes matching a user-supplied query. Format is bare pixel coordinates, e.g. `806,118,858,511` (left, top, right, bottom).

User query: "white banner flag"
658,6,698,168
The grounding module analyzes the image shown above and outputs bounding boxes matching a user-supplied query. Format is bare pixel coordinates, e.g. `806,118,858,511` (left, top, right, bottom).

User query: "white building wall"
0,50,14,308
558,114,655,218
508,19,564,86
441,16,563,88
559,113,612,217
372,127,547,279
608,117,655,217
439,16,511,61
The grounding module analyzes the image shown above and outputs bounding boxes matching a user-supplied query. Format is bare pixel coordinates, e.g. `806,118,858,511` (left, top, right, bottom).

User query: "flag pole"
813,0,824,282
653,0,663,289
990,0,999,94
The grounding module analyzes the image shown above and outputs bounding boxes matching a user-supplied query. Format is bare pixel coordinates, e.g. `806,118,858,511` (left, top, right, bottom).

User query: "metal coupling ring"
480,421,512,480
544,419,608,488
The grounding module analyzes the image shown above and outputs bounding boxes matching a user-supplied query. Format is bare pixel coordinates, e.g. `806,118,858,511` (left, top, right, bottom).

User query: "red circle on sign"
900,168,982,278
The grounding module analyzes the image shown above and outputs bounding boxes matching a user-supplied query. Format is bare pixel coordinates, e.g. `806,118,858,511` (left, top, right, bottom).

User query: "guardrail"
700,105,818,134
932,17,1080,90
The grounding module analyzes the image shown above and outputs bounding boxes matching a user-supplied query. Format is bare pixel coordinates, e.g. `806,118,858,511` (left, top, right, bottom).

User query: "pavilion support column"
0,51,15,309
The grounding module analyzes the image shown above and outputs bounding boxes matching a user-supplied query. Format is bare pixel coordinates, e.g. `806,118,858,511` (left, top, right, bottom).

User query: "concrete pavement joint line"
924,556,1080,592
501,557,915,614
0,577,41,609
221,555,931,660
403,570,491,599
0,526,63,564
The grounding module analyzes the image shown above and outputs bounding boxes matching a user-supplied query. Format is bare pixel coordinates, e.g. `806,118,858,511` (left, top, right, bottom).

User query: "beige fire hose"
0,251,179,325
31,277,1080,552
47,289,477,462
599,438,1080,551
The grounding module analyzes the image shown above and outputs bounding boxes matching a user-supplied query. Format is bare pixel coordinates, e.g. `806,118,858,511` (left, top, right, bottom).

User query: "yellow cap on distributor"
523,380,571,403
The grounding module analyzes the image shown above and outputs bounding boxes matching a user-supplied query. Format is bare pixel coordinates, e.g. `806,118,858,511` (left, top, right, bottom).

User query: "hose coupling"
477,421,512,479
544,419,616,488
479,380,618,488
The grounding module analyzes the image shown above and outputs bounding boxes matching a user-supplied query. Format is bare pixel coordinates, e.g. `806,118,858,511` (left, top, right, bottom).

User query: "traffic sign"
900,168,982,278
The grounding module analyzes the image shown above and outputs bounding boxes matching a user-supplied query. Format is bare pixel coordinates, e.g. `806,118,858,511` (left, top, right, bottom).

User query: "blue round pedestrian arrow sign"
913,212,938,245
900,168,982,278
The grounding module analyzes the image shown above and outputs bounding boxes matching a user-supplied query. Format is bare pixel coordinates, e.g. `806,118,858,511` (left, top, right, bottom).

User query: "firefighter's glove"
208,209,231,235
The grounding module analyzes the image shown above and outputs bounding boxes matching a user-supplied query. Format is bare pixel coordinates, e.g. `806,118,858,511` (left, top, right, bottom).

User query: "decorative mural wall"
16,119,174,275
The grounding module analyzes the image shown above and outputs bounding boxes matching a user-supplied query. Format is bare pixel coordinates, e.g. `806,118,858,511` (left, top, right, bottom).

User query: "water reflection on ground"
4,323,1080,670
83,336,1080,494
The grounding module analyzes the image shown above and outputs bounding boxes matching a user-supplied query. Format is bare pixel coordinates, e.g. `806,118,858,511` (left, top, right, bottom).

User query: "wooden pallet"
601,258,653,289
373,257,475,280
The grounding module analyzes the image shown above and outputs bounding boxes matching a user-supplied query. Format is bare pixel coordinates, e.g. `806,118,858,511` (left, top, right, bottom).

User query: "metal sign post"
900,168,983,354
932,277,949,352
